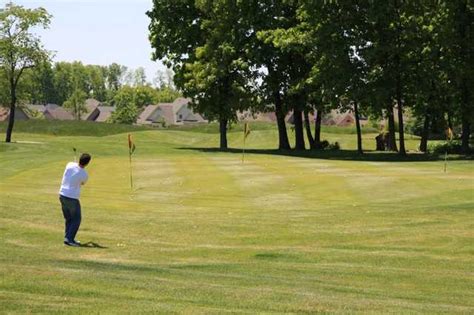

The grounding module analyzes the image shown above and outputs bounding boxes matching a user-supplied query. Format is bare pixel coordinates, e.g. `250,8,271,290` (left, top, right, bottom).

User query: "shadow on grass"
80,241,108,249
178,147,473,162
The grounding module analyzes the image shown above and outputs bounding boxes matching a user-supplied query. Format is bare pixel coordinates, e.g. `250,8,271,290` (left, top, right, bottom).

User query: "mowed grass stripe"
1,124,473,313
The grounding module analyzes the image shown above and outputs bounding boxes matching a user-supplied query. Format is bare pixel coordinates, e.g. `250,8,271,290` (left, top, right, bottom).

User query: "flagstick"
242,137,246,164
129,151,133,190
444,149,448,173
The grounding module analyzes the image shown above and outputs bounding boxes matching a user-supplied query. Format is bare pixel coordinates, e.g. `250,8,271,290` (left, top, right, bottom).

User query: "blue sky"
2,0,166,80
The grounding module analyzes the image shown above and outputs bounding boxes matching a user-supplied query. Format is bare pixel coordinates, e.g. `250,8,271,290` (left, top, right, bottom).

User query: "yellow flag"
128,134,136,155
446,127,453,141
244,122,250,140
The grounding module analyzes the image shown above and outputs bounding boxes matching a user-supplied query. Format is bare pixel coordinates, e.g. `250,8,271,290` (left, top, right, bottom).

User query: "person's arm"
81,172,88,185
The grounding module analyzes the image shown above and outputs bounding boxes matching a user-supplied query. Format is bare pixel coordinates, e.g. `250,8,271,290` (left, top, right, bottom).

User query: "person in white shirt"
59,153,91,247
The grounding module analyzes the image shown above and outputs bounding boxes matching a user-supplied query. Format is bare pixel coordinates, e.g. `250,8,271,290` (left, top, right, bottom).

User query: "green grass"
0,120,151,136
0,121,473,313
169,121,379,134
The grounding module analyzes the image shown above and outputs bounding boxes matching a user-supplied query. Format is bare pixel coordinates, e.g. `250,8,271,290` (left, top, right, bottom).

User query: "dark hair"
79,153,91,166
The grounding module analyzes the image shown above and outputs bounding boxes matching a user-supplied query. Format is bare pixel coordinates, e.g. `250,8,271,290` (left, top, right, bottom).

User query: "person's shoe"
64,240,80,247
72,240,81,246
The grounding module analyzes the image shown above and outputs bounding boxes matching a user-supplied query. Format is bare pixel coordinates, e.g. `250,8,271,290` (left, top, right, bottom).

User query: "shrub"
427,141,464,154
327,141,340,151
317,140,340,151
320,140,329,149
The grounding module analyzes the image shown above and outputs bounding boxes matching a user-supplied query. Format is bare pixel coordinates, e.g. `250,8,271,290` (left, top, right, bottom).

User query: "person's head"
79,153,91,168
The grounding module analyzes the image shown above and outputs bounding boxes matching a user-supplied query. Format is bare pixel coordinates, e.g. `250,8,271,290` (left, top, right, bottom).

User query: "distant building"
95,106,115,123
237,110,278,122
24,104,46,118
138,98,207,126
285,111,316,125
43,104,74,120
336,112,355,126
82,98,101,121
0,107,30,122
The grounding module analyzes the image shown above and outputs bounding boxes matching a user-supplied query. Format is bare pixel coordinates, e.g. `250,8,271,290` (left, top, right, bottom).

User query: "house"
25,104,46,118
138,98,207,126
43,104,74,120
82,98,101,121
336,112,355,126
95,106,115,123
238,110,278,122
285,111,315,125
0,107,30,122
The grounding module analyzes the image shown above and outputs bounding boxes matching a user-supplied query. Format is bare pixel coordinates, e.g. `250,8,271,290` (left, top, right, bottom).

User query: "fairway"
1,126,473,313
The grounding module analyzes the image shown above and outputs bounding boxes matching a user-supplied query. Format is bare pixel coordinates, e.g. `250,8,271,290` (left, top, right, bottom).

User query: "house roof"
0,107,8,122
158,104,177,125
25,104,46,113
95,106,115,122
137,105,159,123
0,107,30,121
173,97,191,107
44,104,74,120
85,98,101,109
336,112,355,126
137,98,205,125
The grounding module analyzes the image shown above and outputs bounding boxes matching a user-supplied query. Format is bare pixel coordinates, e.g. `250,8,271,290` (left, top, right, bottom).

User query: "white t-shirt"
59,162,88,199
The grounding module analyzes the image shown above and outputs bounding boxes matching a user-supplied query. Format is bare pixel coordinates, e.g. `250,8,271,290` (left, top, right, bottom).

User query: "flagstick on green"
444,150,448,173
242,138,246,163
242,122,250,164
128,134,136,190
444,127,453,173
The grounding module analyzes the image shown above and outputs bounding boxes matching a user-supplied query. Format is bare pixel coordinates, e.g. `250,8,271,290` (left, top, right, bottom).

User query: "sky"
1,0,166,80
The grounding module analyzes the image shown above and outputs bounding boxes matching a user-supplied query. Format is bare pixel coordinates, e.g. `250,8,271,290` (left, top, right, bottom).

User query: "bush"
320,140,329,149
427,141,464,154
316,140,340,151
327,141,340,151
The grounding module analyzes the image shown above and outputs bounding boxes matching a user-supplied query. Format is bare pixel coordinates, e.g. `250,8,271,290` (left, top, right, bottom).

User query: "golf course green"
0,121,473,313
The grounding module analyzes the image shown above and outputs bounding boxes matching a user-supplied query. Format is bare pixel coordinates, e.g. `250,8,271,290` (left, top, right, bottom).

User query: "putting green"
0,127,473,313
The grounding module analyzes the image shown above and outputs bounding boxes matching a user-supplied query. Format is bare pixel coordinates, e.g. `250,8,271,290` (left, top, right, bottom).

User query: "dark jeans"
59,195,81,242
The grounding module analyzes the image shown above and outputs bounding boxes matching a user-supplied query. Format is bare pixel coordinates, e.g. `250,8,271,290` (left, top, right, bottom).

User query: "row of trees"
16,61,180,123
0,2,181,141
148,0,472,154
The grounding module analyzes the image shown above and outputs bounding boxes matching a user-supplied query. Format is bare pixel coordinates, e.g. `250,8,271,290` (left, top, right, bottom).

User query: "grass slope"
0,122,473,313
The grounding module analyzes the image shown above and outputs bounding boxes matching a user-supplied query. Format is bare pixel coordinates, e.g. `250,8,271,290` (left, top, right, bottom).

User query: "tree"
0,2,51,142
110,87,138,124
256,1,313,150
21,60,55,104
133,67,147,86
63,89,87,120
133,85,160,108
148,0,255,150
86,65,107,101
245,0,293,150
442,0,473,152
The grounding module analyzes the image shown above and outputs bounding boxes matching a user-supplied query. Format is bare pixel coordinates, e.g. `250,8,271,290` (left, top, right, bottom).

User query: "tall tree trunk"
387,105,398,152
354,101,363,154
461,116,471,153
274,91,291,150
5,79,17,143
458,0,471,153
394,50,406,155
303,109,315,149
419,113,430,153
293,108,305,150
447,113,453,131
396,101,406,155
219,117,228,150
314,109,322,149
461,81,471,153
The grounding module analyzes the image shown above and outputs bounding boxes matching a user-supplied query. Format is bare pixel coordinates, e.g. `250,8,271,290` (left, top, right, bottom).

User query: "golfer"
59,153,91,247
